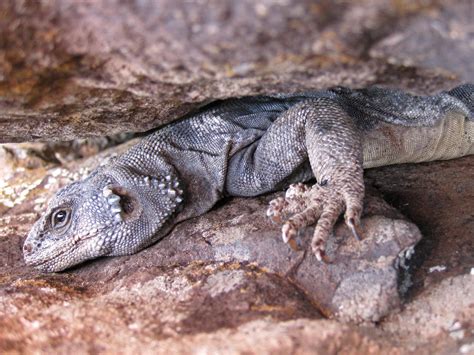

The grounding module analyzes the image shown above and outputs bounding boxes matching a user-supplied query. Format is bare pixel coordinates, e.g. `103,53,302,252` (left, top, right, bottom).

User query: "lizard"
23,84,473,272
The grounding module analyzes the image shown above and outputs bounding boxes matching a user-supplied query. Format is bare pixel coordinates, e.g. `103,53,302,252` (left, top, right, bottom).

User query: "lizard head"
23,165,183,272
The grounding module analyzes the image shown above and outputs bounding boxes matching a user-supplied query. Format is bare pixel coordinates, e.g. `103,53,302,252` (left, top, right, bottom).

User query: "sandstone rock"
371,1,474,81
0,143,422,323
2,153,472,353
1,0,473,353
0,0,464,143
382,274,474,341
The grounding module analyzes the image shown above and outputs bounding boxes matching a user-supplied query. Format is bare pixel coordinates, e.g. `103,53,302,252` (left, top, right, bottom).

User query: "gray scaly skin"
24,84,474,272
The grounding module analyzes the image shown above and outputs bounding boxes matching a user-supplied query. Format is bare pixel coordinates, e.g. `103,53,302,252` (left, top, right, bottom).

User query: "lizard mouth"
24,232,100,271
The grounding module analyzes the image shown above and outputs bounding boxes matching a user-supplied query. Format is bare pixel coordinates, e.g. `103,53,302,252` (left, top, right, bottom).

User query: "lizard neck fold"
115,132,229,223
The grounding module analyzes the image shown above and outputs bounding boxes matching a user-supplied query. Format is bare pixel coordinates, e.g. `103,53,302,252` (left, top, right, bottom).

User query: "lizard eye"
51,209,71,229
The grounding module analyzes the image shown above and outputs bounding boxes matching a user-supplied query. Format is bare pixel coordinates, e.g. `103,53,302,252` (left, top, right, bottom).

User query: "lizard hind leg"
266,98,365,261
304,99,365,260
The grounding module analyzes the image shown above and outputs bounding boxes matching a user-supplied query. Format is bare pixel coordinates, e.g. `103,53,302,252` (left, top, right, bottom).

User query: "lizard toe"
344,196,364,241
267,183,312,223
266,197,288,223
285,182,310,198
310,199,344,260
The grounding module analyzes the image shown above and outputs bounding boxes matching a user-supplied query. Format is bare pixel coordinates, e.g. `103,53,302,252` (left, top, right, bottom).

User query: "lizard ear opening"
114,186,136,215
104,185,142,221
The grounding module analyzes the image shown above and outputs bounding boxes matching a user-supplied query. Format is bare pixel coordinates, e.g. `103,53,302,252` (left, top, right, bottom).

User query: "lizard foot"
267,181,364,262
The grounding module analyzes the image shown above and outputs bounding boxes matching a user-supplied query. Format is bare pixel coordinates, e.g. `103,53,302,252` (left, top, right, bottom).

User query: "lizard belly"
362,112,474,168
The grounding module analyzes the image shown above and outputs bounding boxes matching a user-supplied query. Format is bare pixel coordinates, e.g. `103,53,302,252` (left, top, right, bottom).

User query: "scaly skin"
23,84,473,272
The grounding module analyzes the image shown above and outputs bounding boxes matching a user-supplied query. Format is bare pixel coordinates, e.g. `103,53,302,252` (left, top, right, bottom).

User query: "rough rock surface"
0,144,421,323
1,0,474,353
1,152,472,353
0,0,469,143
370,1,474,81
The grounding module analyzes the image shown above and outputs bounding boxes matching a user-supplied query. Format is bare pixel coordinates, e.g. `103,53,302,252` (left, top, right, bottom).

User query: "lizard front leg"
267,99,365,261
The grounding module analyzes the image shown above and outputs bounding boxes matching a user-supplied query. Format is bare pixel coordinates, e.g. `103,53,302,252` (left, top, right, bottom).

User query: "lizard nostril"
23,243,33,253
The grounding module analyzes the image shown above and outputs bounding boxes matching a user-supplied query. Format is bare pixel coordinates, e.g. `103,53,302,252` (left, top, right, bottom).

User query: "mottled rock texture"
0,142,422,322
0,0,469,143
1,0,473,353
1,153,472,353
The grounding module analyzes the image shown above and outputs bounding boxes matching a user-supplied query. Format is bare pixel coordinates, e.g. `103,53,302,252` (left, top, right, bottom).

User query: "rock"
0,143,422,323
2,153,472,353
0,263,319,353
365,155,474,292
1,0,473,353
382,274,474,340
144,199,421,323
109,318,400,354
370,1,474,81
0,133,133,179
0,264,401,355
0,0,465,143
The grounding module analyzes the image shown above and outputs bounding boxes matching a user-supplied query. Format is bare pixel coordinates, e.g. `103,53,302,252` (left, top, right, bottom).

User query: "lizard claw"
281,221,296,243
268,179,364,261
314,248,331,263
346,217,362,241
266,197,287,224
